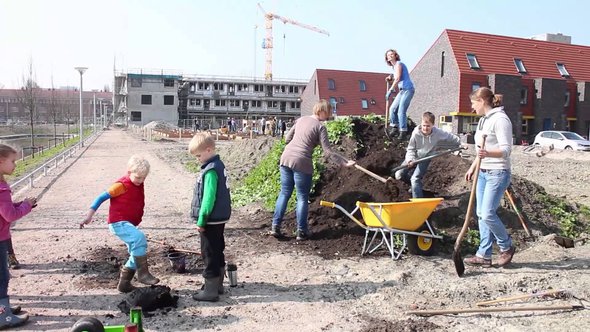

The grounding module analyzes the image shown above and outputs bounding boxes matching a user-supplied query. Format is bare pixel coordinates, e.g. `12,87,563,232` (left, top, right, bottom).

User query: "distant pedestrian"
280,119,287,139
270,100,355,241
385,49,415,140
189,133,231,302
81,155,160,293
464,87,515,268
0,144,35,328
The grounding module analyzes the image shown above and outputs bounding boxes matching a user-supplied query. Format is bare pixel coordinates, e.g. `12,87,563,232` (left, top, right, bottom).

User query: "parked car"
533,131,590,151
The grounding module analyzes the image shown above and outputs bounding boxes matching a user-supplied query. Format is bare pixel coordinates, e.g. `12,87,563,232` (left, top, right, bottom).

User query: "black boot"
398,131,408,141
193,277,220,302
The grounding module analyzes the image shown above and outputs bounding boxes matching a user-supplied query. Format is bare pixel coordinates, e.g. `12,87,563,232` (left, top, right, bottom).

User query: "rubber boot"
193,277,220,302
8,254,20,269
218,267,225,295
117,266,137,293
134,256,160,285
0,297,29,329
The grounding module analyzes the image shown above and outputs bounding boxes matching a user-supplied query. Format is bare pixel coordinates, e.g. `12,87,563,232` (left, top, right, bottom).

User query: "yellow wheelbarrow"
320,198,444,260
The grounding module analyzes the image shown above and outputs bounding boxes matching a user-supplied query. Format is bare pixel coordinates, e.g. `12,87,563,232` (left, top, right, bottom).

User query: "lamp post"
74,67,88,146
92,90,98,133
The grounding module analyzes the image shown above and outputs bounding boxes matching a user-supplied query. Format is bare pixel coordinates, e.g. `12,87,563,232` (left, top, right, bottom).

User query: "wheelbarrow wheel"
70,317,105,332
407,224,439,256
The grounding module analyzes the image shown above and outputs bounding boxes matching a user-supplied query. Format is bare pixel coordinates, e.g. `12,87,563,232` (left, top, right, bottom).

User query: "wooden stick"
407,304,583,316
477,289,565,306
147,238,201,255
354,164,389,183
505,189,532,237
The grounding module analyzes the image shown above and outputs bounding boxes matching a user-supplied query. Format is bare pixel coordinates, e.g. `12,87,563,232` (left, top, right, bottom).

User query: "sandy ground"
8,129,590,331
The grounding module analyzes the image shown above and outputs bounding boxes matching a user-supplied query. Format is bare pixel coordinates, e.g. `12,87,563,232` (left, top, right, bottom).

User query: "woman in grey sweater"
271,100,355,241
464,87,515,268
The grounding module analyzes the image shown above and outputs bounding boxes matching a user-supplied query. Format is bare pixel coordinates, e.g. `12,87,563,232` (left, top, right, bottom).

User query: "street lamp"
74,67,87,146
92,90,98,133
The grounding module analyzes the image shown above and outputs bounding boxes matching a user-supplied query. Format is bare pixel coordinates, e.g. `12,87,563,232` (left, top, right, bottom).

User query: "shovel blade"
554,236,575,248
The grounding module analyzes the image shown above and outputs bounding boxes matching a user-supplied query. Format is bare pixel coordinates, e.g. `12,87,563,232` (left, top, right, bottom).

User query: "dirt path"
10,130,590,331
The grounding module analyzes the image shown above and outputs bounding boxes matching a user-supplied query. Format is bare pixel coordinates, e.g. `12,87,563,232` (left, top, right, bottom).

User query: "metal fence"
10,132,101,192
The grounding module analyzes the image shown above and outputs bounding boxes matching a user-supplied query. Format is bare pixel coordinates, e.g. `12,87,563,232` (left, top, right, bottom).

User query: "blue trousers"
475,169,512,259
389,88,415,131
272,166,313,233
108,221,147,270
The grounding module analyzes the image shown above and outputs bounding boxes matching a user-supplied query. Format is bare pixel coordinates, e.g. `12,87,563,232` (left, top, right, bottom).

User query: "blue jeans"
398,160,431,198
0,240,9,298
389,88,415,131
272,166,313,233
475,169,512,259
109,221,148,269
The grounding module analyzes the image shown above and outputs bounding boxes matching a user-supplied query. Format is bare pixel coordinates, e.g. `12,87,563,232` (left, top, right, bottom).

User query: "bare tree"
49,77,59,143
15,59,39,150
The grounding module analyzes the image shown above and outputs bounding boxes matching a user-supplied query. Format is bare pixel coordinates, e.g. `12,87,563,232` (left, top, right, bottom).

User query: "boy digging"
81,155,159,292
394,112,461,198
189,133,231,302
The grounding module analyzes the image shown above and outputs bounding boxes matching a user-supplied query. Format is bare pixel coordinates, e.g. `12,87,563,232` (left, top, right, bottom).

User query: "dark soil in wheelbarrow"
239,118,584,259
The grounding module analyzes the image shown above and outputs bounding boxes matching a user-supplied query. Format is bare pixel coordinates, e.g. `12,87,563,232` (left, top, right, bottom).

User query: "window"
289,86,299,93
267,101,278,108
564,91,570,107
130,77,142,87
290,101,301,109
329,97,337,109
359,80,367,91
556,63,570,77
521,119,529,135
328,79,336,90
339,97,345,103
164,78,175,87
213,83,224,91
251,100,262,108
514,58,527,74
520,88,528,105
471,82,481,91
441,51,445,77
141,95,152,105
440,116,452,123
164,95,174,105
466,53,480,69
130,111,142,121
361,99,368,109
214,99,226,107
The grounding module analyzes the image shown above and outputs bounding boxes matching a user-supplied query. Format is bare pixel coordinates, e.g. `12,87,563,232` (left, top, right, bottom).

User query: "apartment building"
410,29,590,143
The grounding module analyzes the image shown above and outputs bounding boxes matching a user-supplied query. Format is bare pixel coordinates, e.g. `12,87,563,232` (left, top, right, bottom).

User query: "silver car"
533,131,590,151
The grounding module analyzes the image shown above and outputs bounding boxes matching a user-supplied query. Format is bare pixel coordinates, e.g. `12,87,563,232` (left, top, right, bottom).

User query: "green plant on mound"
536,193,590,239
325,117,354,145
360,113,384,124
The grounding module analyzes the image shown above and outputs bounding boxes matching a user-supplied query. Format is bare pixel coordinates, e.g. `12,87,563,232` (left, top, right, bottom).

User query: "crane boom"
258,3,329,80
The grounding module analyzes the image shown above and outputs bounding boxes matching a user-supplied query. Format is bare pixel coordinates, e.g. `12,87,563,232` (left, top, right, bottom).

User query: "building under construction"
114,69,305,129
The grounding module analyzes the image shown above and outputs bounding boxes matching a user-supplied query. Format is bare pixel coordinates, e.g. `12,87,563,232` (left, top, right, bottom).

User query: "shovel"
391,146,465,174
453,135,486,277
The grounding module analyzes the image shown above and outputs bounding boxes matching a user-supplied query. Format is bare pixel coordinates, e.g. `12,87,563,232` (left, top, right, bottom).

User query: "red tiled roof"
315,69,389,116
446,29,590,81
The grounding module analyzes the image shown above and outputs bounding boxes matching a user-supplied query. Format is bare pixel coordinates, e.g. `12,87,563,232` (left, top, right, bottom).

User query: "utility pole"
75,67,88,147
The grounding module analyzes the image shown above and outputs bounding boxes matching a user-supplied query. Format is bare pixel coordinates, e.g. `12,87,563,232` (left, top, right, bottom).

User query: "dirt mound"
143,121,177,132
240,118,574,259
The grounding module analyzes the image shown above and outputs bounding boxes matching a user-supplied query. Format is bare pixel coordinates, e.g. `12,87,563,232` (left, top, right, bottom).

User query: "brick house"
410,29,590,143
301,69,389,117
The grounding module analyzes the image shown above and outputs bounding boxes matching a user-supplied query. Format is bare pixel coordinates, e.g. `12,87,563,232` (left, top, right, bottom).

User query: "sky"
1,0,589,91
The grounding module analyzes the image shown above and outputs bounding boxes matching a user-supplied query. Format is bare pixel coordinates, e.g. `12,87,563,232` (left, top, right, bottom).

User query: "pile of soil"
241,118,580,259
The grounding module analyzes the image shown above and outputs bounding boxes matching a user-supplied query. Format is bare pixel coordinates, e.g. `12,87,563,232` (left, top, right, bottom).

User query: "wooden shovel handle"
407,304,582,316
454,135,487,252
354,164,388,183
505,189,532,237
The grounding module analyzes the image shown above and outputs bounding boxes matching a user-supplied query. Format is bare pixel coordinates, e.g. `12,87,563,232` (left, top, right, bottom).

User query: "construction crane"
258,3,329,80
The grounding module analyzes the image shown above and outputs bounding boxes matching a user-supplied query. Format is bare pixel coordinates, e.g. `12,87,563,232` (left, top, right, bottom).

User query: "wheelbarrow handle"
391,146,465,173
320,200,335,208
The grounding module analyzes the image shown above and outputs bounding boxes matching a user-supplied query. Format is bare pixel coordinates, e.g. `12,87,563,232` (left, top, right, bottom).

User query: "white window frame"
466,53,480,69
514,58,527,74
361,99,368,109
520,87,528,105
564,91,570,107
556,63,570,77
